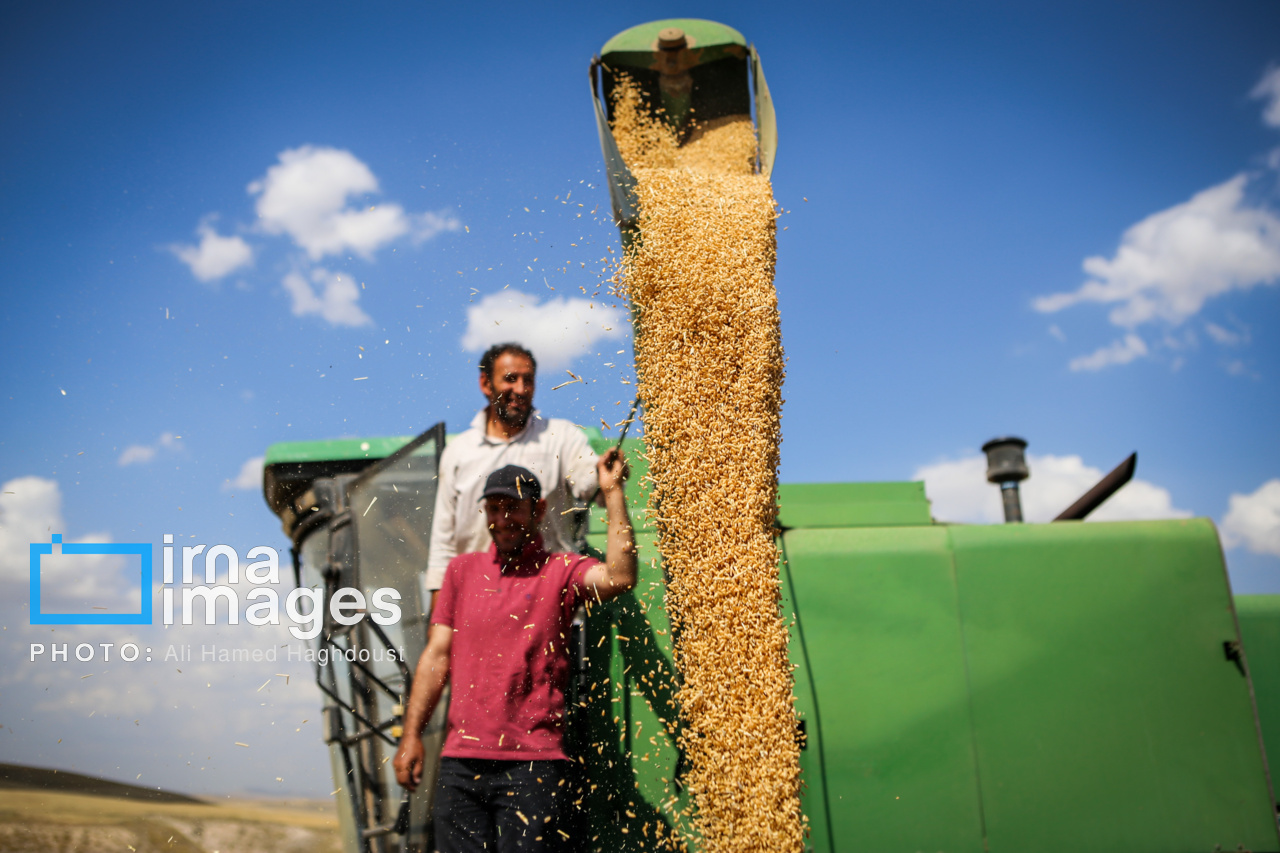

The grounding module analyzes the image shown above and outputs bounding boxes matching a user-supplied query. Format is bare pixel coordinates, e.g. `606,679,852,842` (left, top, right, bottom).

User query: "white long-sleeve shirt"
424,409,599,591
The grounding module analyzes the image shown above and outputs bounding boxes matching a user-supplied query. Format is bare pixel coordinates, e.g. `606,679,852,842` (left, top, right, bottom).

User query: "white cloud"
1034,175,1280,329
116,444,156,466
225,456,264,492
1162,327,1198,351
1224,358,1259,378
1067,333,1148,372
282,267,372,327
1222,479,1280,556
117,432,182,467
914,452,1192,525
1205,321,1247,346
1032,72,1280,372
413,210,463,243
0,476,136,609
1252,66,1280,128
0,477,63,582
171,146,460,341
171,221,253,282
0,478,336,796
249,145,460,260
0,575,326,792
460,289,627,372
1048,324,1066,342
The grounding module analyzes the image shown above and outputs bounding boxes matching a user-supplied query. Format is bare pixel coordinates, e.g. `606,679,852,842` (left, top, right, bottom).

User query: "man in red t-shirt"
394,449,635,852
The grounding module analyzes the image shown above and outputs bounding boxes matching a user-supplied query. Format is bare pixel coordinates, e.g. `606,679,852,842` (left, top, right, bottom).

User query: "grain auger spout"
590,18,777,229
588,18,804,853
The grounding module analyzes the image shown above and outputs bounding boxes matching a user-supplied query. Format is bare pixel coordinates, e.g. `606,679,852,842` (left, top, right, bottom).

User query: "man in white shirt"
424,343,600,602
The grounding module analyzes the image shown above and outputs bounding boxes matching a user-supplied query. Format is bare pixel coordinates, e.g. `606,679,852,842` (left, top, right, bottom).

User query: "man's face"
484,495,545,557
480,352,535,429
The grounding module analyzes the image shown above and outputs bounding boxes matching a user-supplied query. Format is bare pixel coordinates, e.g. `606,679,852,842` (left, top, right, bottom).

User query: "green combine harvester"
262,424,1280,853
260,17,1280,853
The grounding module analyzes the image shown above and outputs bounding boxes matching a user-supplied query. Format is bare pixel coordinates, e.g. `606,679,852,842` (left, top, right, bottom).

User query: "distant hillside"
0,785,341,853
0,762,204,803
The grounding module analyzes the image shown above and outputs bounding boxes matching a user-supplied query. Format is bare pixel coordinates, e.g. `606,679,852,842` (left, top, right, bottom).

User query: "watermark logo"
158,534,400,639
26,533,400,637
29,534,153,625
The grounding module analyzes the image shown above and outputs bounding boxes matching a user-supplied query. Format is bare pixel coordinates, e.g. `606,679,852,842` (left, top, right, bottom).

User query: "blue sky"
1,1,1278,796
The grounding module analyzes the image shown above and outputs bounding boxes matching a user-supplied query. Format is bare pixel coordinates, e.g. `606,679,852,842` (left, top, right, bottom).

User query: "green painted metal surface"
575,529,686,850
573,445,1278,850
778,518,1279,852
264,435,415,466
587,437,652,533
266,425,608,466
600,19,747,68
593,17,777,229
574,438,681,848
1238,594,1280,784
950,520,1277,852
781,526,985,853
778,481,932,529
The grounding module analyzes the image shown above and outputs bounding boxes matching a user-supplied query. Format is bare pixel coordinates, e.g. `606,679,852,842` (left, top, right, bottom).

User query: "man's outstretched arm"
393,623,453,791
581,447,637,603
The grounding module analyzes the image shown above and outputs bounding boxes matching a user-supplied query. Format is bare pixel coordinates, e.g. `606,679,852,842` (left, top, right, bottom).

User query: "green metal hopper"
590,18,776,227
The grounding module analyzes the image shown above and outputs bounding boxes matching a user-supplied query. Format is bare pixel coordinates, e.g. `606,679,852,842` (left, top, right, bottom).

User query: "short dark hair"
479,343,537,381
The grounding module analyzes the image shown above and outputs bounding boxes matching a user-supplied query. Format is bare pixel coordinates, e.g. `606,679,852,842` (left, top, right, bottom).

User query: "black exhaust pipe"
1053,452,1137,521
983,437,1030,523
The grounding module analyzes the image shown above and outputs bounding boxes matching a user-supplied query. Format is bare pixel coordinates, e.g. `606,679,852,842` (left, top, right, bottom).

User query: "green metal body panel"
949,520,1276,852
264,435,416,466
778,481,932,528
576,451,1278,851
1238,595,1280,781
575,529,685,849
587,437,651,534
265,426,608,467
781,525,985,853
782,516,1278,852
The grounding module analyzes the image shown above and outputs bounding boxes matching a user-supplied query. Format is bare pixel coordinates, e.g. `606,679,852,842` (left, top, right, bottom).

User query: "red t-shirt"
431,536,598,760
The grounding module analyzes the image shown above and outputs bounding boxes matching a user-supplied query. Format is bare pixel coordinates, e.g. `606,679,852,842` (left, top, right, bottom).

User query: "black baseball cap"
480,465,542,502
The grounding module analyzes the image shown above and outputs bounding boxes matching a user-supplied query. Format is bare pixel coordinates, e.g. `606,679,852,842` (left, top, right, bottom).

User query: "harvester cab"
263,424,447,853
263,423,644,853
590,18,776,226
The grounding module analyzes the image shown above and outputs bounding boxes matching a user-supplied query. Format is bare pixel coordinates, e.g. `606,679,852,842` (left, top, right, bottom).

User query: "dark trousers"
434,757,569,853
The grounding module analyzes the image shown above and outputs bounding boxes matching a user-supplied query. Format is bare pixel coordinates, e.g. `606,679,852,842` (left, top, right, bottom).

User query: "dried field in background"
0,787,341,853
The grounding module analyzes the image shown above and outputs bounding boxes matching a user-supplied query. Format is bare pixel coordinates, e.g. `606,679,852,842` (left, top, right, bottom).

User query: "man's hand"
393,624,452,792
597,447,629,494
394,732,426,791
581,447,636,603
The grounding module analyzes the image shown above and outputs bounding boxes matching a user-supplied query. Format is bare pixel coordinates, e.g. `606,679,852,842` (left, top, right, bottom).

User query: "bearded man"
424,343,599,603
